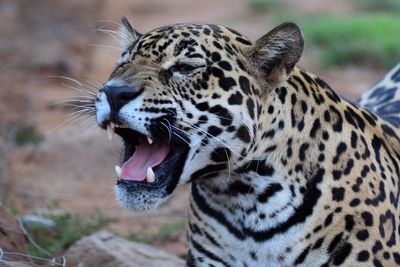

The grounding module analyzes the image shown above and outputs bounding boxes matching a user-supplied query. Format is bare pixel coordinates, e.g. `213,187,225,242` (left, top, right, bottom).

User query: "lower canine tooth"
147,136,154,144
115,165,122,177
146,167,155,183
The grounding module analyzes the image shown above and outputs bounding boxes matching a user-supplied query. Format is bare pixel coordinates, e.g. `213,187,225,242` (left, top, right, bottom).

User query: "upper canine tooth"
147,136,154,144
146,167,155,183
115,165,122,177
107,123,115,141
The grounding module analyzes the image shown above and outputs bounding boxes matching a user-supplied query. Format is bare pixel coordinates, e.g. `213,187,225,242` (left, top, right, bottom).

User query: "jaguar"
94,17,400,266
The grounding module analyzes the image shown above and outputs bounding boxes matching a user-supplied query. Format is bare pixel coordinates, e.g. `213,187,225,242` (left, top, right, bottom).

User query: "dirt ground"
0,0,387,257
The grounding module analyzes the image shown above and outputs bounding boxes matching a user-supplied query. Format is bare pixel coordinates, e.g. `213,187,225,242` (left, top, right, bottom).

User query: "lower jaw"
114,145,190,210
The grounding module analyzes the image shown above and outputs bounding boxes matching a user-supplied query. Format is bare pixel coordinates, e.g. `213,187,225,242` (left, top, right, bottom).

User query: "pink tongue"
120,139,171,181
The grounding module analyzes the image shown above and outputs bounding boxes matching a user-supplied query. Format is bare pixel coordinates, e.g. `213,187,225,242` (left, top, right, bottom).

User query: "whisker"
91,44,121,51
98,19,122,27
49,114,92,132
60,83,97,97
49,76,98,98
174,121,217,153
51,99,95,108
79,121,98,132
49,75,84,86
67,109,96,118
81,78,101,92
169,125,193,148
96,28,122,43
161,119,172,142
57,94,95,101
99,26,133,43
59,103,95,109
223,147,232,189
174,108,233,121
178,120,261,161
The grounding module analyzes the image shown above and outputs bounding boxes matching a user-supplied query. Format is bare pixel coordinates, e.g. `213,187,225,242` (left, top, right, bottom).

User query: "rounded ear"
246,22,304,87
120,17,142,50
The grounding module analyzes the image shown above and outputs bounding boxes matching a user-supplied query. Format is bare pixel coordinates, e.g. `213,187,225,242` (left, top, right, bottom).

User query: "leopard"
94,17,400,266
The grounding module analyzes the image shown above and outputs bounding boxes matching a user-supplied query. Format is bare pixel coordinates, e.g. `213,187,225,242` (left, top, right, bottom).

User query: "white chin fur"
114,184,168,212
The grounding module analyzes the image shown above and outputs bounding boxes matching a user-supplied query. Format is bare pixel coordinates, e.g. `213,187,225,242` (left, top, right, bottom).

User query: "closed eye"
168,63,198,75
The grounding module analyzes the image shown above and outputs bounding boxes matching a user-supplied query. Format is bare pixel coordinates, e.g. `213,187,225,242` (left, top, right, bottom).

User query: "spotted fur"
95,19,400,266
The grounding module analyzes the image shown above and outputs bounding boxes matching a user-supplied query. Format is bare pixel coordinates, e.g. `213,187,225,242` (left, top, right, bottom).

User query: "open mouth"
106,122,189,193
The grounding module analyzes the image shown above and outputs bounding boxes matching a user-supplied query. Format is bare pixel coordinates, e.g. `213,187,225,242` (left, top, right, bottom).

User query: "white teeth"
146,167,155,183
115,165,122,178
107,123,115,141
147,136,154,144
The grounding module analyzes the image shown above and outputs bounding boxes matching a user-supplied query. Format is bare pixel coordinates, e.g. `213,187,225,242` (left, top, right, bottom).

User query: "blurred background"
0,0,399,264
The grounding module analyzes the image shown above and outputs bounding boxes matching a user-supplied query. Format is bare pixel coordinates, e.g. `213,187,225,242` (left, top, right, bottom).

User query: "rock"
0,261,33,267
64,231,185,267
21,215,55,231
0,203,29,261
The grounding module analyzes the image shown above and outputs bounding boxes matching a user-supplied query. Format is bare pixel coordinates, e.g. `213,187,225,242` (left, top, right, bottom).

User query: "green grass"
11,122,43,147
248,0,285,11
27,212,112,258
354,0,400,13
299,14,400,69
127,219,186,244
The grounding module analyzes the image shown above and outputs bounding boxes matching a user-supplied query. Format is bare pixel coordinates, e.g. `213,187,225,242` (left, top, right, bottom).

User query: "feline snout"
104,85,143,113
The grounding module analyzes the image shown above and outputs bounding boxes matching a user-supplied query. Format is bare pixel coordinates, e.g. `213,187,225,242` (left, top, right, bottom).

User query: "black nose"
103,85,138,112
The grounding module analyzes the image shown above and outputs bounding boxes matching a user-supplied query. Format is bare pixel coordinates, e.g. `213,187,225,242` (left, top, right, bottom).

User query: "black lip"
115,127,189,194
